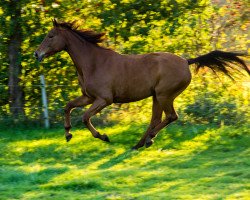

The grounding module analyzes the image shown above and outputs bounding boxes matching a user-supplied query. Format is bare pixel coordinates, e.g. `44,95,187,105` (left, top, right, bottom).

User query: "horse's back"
111,52,191,102
130,52,191,87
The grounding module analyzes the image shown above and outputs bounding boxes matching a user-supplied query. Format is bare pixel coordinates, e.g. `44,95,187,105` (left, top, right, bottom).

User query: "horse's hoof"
145,140,153,148
103,134,110,143
131,144,144,150
131,146,139,151
66,133,73,142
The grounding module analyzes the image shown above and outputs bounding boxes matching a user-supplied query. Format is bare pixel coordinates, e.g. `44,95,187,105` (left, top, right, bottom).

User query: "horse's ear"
52,18,58,27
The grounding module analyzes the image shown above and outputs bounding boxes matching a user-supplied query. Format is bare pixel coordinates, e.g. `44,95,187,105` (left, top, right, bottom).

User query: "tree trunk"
8,0,24,118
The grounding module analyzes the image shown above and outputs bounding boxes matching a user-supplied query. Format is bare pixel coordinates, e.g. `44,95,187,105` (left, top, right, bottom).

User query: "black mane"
53,19,106,45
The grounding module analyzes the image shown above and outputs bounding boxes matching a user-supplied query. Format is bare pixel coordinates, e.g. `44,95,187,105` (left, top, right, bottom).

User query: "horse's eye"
48,35,54,38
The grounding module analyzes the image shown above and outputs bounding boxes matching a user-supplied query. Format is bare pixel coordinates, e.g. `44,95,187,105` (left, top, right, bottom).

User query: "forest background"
0,1,250,199
0,0,249,127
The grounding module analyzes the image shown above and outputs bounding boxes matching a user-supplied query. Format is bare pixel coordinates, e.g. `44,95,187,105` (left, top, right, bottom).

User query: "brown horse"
35,20,250,150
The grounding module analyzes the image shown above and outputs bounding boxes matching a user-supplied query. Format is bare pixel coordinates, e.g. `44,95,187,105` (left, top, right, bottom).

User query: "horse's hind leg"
132,96,163,150
145,96,178,148
64,95,93,142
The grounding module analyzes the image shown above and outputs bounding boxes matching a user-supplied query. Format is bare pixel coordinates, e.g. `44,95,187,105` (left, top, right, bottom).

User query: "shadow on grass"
125,125,250,198
1,167,68,185
1,123,249,199
0,166,68,199
99,149,139,169
15,142,117,168
44,179,105,192
0,127,63,141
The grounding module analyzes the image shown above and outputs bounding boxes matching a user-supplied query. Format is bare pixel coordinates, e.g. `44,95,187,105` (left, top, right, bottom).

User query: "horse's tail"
187,50,250,79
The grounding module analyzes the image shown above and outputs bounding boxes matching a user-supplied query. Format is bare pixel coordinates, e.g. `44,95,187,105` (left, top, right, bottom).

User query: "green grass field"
0,123,249,200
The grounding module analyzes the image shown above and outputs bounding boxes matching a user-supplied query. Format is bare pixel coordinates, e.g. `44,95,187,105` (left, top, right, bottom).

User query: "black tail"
187,50,250,79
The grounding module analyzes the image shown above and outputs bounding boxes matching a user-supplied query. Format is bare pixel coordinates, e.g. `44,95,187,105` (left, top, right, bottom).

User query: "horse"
35,19,250,150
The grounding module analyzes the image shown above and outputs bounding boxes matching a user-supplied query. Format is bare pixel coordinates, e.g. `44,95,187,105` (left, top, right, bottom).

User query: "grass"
0,123,249,200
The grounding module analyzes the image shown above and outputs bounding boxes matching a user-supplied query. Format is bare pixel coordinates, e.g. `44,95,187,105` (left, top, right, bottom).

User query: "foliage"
0,0,249,125
180,77,250,125
0,124,249,199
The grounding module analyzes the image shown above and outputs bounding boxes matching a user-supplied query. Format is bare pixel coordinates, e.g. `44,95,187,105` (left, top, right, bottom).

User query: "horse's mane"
53,19,106,45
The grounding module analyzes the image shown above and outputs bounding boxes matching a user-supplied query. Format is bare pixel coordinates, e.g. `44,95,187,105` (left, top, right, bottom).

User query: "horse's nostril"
34,52,38,58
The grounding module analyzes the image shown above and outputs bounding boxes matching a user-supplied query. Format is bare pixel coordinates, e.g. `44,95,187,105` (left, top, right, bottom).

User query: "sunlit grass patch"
0,124,249,199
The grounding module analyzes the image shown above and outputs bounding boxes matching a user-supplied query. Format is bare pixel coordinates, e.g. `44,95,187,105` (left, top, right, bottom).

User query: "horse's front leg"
64,95,93,142
82,98,111,142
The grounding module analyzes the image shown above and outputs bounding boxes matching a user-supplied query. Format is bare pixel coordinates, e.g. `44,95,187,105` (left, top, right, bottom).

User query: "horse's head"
35,19,66,62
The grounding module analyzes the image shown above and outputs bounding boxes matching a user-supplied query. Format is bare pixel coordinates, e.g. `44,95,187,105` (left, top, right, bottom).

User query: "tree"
4,0,24,118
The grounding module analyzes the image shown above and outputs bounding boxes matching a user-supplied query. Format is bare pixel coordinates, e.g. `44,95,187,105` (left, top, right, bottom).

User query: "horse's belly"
113,95,151,103
113,88,152,103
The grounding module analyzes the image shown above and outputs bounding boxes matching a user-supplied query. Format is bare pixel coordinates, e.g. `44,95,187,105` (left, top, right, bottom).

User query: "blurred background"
0,1,250,199
0,0,249,128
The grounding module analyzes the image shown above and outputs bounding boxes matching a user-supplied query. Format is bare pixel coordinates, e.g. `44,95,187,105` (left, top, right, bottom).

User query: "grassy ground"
0,123,249,200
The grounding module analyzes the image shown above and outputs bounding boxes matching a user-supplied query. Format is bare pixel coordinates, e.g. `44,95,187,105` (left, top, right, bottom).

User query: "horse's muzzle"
34,51,44,62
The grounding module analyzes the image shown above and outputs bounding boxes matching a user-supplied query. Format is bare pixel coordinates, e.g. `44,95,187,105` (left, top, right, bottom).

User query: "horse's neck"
65,32,98,76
